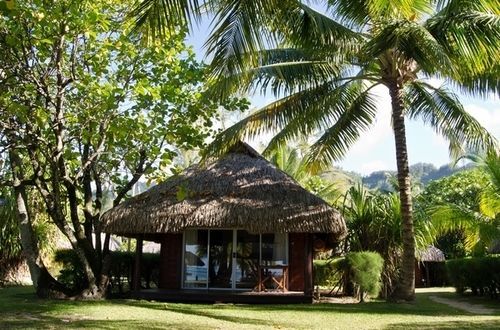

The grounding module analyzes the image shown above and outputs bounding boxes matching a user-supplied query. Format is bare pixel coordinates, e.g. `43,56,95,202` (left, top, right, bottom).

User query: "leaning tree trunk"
9,151,68,298
388,81,416,301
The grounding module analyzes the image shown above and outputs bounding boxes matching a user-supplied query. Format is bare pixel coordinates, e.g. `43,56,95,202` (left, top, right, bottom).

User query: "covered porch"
133,289,312,304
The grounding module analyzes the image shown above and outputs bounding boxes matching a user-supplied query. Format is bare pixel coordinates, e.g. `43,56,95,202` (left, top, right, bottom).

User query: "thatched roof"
417,245,445,262
101,142,346,238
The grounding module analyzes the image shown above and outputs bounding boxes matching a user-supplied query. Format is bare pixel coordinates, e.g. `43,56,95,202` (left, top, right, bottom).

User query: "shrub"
313,252,384,301
54,249,160,294
446,255,500,299
314,258,346,287
346,251,384,300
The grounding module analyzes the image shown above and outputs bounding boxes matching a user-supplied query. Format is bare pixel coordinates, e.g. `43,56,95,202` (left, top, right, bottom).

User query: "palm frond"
405,81,497,160
204,0,283,80
130,0,201,39
327,0,432,28
427,0,500,95
207,48,345,100
479,151,500,217
304,82,378,171
262,78,375,156
430,204,484,251
278,2,363,53
364,20,452,74
205,80,338,157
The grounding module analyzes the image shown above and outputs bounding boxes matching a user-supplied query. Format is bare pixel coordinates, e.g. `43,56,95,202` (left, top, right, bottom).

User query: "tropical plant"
0,192,23,284
342,185,434,297
429,152,500,255
346,251,384,301
134,0,499,301
267,144,341,205
417,167,488,258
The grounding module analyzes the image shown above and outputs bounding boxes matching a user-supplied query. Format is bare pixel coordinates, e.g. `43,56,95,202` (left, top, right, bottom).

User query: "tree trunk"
9,151,68,298
388,82,416,301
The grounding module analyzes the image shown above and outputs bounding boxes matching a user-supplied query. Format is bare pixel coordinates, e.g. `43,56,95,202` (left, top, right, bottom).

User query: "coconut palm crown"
134,0,499,301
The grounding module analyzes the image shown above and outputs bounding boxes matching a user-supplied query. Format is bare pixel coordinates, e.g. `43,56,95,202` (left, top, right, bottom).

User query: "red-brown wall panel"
159,233,183,289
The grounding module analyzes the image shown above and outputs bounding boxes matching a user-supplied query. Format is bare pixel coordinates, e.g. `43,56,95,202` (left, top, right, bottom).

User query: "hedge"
54,249,160,295
446,255,500,299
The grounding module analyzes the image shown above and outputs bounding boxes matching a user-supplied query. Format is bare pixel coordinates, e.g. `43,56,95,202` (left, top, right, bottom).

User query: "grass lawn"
0,286,498,329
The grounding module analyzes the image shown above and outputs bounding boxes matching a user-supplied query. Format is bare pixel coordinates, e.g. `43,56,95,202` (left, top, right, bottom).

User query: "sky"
185,18,500,176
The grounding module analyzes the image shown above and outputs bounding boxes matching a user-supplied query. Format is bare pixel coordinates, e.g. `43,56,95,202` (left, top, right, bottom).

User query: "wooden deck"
132,289,313,304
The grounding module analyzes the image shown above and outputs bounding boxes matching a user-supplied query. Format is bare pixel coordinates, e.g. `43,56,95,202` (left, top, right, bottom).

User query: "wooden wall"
288,233,313,294
158,233,183,289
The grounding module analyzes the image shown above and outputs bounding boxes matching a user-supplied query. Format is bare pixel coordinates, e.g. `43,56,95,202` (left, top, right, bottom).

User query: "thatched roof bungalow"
415,245,447,288
101,142,346,303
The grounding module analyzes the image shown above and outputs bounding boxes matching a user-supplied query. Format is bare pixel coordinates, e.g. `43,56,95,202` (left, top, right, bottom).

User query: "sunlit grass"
0,286,499,329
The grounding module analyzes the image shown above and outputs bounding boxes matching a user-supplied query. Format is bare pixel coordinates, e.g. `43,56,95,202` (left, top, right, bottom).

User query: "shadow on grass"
385,319,500,330
122,292,470,318
0,317,186,330
3,285,494,330
162,304,277,327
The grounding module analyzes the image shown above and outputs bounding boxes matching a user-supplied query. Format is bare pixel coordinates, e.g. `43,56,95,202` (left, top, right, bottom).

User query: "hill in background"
322,162,475,193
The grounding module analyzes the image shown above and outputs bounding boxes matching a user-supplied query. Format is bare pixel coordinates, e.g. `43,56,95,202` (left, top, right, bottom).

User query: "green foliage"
424,153,500,256
54,249,160,294
417,168,488,258
346,251,384,298
446,256,500,299
0,0,247,292
314,252,384,299
0,190,56,283
266,144,342,205
313,258,346,287
342,185,434,297
419,169,487,211
0,193,22,281
54,249,88,293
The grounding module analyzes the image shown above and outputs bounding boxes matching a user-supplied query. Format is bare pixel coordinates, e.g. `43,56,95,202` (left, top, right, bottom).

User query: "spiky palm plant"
134,0,499,300
267,144,342,205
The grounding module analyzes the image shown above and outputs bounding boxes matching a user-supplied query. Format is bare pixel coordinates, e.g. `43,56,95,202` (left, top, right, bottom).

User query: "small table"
255,265,289,292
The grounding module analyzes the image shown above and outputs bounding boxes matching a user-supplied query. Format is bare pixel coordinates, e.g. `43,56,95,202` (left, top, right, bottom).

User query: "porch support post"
133,237,143,292
304,233,313,296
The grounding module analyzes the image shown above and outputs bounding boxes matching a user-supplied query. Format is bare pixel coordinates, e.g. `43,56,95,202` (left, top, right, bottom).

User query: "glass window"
235,230,260,289
182,230,288,289
183,230,208,288
261,233,288,265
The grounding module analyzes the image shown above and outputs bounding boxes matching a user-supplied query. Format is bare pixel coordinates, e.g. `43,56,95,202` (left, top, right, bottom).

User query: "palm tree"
430,152,500,255
342,185,434,297
134,0,498,300
267,144,342,205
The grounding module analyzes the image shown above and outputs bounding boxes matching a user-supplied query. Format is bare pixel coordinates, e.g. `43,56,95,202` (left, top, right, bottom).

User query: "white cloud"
347,85,393,156
465,104,500,137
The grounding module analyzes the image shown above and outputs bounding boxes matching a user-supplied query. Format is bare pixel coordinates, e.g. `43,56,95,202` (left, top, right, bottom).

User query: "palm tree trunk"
388,81,415,301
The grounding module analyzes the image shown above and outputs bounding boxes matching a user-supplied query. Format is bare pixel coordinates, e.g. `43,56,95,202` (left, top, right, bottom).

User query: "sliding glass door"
182,229,287,290
235,230,260,289
208,230,233,289
183,230,208,288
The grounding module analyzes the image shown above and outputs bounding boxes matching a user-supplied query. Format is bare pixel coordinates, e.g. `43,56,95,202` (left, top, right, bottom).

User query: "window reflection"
182,230,288,289
183,230,208,288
